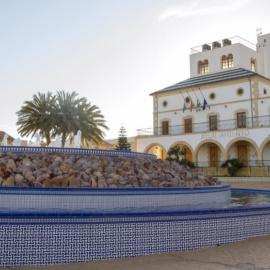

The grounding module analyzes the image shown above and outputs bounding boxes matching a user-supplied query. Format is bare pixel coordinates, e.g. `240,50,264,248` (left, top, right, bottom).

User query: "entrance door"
183,147,193,161
210,146,219,167
238,145,248,165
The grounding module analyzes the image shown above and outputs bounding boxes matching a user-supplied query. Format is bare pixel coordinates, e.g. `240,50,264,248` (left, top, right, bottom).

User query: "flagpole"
199,88,208,110
199,88,206,99
186,91,195,112
192,89,199,99
192,89,201,111
180,92,189,107
186,90,193,100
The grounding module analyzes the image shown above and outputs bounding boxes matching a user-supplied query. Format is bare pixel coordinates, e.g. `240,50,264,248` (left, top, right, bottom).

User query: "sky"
1,0,270,142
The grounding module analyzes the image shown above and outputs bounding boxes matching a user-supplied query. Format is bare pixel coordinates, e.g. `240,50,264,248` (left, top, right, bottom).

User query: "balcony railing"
196,160,270,167
137,115,270,137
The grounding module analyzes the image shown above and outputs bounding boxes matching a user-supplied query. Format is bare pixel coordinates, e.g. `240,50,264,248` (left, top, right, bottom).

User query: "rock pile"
0,152,221,188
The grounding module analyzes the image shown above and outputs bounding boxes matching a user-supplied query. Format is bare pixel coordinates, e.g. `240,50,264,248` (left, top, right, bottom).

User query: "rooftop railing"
190,36,256,54
137,115,270,137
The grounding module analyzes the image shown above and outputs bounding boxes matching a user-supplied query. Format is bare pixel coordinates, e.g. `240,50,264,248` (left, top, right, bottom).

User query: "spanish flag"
190,99,195,112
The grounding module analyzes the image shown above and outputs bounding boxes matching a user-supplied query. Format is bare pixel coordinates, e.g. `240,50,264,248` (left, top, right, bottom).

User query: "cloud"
159,0,251,21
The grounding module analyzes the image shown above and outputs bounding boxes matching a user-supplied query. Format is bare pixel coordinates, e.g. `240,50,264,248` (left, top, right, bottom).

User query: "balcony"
137,115,270,137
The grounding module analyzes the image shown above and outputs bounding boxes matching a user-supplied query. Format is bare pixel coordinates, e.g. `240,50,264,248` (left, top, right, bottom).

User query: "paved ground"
2,182,270,270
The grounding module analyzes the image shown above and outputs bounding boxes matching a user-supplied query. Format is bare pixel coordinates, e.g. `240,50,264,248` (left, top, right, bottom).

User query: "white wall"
257,33,270,78
190,43,259,77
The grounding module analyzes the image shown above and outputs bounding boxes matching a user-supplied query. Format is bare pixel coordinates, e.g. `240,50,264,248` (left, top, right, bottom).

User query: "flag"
202,98,208,110
196,99,201,112
190,99,195,112
183,102,186,113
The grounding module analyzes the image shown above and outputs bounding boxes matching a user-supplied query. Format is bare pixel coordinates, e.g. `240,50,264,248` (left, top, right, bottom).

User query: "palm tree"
16,92,55,145
52,91,109,147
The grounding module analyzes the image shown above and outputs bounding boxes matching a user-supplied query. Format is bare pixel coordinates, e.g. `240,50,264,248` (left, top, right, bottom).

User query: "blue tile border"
0,184,231,212
1,195,270,266
0,146,156,159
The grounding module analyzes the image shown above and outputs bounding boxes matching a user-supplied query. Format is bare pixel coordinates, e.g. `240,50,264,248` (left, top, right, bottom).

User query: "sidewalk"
1,182,270,270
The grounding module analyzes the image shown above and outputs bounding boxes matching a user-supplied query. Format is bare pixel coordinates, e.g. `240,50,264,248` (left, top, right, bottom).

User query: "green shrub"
166,146,195,168
220,158,245,176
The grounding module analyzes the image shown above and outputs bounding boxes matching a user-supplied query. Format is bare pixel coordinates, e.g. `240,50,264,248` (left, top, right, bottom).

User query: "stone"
69,176,80,187
91,162,100,170
94,171,103,178
141,180,151,187
0,176,4,185
0,152,220,188
119,180,127,185
44,175,64,187
91,177,98,188
33,181,42,187
151,180,160,187
60,162,72,172
22,158,32,166
2,176,15,186
81,181,91,187
36,173,50,183
14,174,24,183
142,174,150,181
138,169,145,176
98,179,107,188
61,177,69,187
18,181,29,187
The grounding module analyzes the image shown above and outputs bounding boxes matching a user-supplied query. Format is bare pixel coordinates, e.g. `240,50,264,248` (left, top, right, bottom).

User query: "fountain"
0,134,269,267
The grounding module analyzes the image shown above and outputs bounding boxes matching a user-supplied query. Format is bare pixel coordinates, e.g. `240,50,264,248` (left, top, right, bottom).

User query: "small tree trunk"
45,133,51,146
61,133,66,148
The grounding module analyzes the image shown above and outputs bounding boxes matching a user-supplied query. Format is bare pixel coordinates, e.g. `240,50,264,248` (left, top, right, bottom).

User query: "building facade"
136,33,270,170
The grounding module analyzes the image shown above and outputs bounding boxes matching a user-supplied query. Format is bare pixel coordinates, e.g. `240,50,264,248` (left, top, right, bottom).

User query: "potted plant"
220,158,245,176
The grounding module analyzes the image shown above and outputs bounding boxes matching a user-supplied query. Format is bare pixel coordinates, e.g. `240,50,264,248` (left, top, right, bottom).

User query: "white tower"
257,33,270,79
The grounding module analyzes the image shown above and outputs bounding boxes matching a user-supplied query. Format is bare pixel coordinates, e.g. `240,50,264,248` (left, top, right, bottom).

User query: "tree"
115,126,131,150
166,145,195,168
220,158,245,176
16,92,55,145
16,91,109,147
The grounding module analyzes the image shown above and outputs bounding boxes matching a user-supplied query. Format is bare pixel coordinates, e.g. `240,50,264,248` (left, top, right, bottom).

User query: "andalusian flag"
196,99,201,112
190,99,195,112
183,102,186,113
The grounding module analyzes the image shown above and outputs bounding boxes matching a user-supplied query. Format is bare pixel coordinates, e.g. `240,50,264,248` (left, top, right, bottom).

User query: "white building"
136,33,270,171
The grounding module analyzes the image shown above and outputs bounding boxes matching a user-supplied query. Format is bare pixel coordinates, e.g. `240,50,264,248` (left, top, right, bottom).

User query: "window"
204,60,209,73
222,55,228,69
237,112,246,128
184,118,192,133
222,54,234,69
198,60,209,74
251,59,256,72
209,92,216,100
228,54,233,68
209,115,218,130
162,101,168,107
263,88,267,95
162,121,169,135
237,88,244,96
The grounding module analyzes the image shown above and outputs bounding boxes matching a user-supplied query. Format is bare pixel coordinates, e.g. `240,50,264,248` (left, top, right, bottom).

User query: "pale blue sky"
1,0,270,141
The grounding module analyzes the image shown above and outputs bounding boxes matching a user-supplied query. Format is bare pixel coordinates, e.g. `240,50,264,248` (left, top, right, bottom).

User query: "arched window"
198,60,209,74
228,54,233,68
198,61,204,74
204,60,209,73
251,58,256,72
222,55,228,69
222,54,234,69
